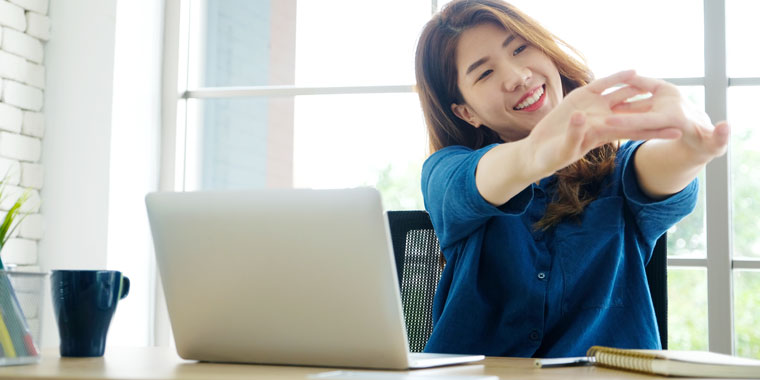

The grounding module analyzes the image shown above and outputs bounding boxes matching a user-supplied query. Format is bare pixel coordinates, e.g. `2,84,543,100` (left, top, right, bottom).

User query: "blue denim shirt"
420,140,697,358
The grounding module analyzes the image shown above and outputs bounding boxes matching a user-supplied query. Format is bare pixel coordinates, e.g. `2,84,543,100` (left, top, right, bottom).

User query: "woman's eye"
513,45,527,56
477,69,493,81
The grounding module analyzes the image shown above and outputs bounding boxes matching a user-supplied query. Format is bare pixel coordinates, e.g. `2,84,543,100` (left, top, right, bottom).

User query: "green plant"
0,180,31,270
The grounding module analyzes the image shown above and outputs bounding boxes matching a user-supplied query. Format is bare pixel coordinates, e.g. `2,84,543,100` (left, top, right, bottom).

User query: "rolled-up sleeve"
618,140,699,243
422,144,534,248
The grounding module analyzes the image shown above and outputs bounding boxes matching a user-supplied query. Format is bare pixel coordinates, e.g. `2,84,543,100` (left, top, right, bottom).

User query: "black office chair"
387,210,668,353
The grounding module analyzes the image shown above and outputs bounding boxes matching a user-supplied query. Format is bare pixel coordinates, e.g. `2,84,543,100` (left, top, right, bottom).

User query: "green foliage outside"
730,125,760,358
731,127,760,259
667,268,708,351
368,162,424,211
734,270,760,359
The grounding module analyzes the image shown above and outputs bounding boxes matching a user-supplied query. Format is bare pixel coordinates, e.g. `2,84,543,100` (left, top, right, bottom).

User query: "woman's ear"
451,103,482,128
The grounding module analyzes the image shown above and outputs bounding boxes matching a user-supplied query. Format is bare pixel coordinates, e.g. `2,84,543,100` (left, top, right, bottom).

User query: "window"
178,0,429,207
727,84,760,358
161,0,759,356
726,0,760,77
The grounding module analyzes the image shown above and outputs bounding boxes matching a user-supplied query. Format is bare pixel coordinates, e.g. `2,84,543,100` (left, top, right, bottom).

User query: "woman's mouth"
513,85,546,112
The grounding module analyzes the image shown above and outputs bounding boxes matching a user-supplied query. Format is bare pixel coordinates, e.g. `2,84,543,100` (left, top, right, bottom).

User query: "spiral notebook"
583,345,760,378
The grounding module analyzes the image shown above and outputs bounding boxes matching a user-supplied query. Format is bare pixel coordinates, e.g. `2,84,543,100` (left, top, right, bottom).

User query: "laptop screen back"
146,188,412,368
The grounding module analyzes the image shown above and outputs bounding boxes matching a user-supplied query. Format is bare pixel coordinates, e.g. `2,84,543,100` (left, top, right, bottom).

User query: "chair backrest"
646,234,668,349
387,210,668,352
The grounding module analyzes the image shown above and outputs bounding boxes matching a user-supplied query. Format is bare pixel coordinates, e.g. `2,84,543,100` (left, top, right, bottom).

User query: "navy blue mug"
51,270,130,357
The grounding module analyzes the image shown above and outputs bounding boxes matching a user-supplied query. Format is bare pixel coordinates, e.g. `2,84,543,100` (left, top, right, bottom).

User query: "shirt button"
529,330,541,341
537,272,546,280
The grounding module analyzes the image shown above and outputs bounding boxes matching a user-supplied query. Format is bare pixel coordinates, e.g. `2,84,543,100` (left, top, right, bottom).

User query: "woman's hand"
606,75,730,165
601,74,730,198
526,70,681,177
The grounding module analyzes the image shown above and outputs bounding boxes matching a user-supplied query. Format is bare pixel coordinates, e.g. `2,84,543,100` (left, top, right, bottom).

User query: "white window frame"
158,0,759,354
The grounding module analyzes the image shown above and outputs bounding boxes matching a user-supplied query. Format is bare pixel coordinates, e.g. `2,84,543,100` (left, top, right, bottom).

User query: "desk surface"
0,347,728,380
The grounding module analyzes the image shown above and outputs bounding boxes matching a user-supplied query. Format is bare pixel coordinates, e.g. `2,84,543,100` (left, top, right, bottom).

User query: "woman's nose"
502,65,531,92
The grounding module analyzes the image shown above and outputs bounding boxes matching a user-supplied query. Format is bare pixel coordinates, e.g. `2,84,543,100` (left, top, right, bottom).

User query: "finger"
714,121,730,138
611,98,654,113
603,85,650,107
711,121,731,152
606,112,672,128
586,70,636,94
586,113,682,138
618,74,667,94
595,126,683,143
584,127,681,152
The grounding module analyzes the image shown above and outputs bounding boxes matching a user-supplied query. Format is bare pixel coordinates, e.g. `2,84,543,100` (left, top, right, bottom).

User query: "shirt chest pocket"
554,196,627,314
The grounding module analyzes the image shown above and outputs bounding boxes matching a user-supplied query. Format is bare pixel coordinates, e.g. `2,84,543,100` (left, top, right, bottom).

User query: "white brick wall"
20,161,41,188
2,238,36,265
0,101,22,132
0,1,26,32
23,189,40,213
0,131,40,161
24,11,49,41
8,0,47,15
0,156,21,184
21,110,42,137
1,27,44,63
19,213,42,239
1,79,42,111
0,50,24,82
23,59,43,88
0,0,46,270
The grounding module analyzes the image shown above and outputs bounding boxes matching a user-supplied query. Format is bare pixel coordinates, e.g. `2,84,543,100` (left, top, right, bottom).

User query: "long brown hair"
415,0,617,230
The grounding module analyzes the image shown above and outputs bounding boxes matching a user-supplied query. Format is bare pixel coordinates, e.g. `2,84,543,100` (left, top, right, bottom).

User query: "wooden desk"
0,347,715,380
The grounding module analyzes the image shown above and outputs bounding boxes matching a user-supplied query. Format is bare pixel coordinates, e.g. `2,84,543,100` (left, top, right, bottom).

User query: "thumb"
712,121,730,151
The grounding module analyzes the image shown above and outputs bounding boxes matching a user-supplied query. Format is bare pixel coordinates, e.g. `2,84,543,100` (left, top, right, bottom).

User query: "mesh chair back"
387,211,442,352
387,210,669,352
646,234,668,349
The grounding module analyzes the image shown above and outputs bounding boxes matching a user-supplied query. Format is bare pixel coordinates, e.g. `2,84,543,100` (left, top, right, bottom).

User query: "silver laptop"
145,187,484,369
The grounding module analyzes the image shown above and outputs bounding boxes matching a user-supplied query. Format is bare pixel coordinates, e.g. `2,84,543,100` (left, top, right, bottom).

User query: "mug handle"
119,275,130,300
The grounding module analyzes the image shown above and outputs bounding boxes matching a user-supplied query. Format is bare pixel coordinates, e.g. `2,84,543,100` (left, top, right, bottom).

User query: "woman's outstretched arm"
606,75,730,199
476,70,681,206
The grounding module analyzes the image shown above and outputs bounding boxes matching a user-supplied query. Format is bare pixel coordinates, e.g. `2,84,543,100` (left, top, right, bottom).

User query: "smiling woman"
413,0,728,358
414,0,627,227
450,23,564,141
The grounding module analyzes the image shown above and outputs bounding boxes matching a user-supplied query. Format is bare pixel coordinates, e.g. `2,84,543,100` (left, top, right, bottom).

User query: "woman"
414,0,729,358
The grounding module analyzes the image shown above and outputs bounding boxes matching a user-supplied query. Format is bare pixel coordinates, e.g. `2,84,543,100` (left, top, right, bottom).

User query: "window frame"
702,0,733,354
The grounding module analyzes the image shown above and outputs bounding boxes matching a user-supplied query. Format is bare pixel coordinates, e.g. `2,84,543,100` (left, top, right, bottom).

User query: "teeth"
515,86,544,110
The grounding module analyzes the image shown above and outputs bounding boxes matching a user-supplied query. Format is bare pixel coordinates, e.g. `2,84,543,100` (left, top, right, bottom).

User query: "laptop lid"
147,188,421,369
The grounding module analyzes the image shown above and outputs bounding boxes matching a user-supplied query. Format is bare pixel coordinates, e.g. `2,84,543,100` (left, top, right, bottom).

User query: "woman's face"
451,22,563,141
